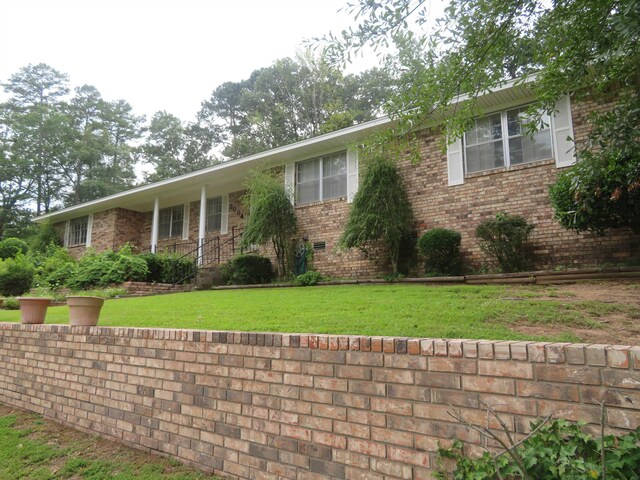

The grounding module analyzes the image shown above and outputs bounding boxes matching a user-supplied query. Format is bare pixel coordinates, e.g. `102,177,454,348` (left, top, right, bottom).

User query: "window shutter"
86,214,93,247
447,136,464,186
220,194,229,234
284,163,295,205
182,204,189,240
553,94,576,168
347,147,359,203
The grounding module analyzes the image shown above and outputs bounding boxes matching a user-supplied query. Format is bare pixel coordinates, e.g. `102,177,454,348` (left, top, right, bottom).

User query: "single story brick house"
36,79,639,277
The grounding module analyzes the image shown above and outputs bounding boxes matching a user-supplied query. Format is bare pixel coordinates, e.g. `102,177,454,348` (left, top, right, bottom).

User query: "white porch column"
151,197,160,253
198,185,207,265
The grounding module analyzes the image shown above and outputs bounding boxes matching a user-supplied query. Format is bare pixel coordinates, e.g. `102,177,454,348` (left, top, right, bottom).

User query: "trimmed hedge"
417,228,463,275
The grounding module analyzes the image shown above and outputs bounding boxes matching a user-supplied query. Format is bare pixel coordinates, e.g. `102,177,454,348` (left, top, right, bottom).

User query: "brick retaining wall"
1,324,639,479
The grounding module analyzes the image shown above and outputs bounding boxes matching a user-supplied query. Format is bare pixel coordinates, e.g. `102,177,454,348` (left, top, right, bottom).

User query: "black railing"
170,228,244,285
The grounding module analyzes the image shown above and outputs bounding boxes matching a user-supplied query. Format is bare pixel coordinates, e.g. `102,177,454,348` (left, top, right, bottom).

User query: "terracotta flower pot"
67,296,105,326
17,297,52,324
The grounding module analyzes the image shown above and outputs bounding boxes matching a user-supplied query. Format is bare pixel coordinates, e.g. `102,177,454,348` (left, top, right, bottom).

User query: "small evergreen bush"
417,228,463,275
0,254,35,296
0,237,29,259
221,255,273,285
2,297,20,310
475,213,535,273
294,270,323,286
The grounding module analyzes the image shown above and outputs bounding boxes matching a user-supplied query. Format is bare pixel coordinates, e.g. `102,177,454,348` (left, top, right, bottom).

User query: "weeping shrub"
417,228,463,275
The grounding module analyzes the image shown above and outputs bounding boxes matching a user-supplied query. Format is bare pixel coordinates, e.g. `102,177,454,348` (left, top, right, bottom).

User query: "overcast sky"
0,0,380,122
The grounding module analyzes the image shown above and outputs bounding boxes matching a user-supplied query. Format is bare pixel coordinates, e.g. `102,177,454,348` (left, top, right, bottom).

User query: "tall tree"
141,111,216,183
2,63,70,214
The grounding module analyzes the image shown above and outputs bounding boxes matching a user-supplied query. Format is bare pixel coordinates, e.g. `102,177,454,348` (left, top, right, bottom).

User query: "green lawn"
0,406,219,480
0,284,613,342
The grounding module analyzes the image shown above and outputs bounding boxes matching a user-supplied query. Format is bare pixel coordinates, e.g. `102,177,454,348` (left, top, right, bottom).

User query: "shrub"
417,228,463,275
294,270,323,286
475,213,535,273
31,245,76,288
30,222,62,252
436,418,640,479
0,237,29,259
221,255,273,285
2,297,20,310
67,246,148,290
0,254,35,296
138,253,197,284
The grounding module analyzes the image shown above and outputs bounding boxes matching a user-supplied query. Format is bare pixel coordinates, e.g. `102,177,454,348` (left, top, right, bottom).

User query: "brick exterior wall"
61,94,639,273
0,324,638,479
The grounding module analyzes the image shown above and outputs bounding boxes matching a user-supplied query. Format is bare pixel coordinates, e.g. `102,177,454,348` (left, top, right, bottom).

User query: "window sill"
295,197,347,209
464,158,555,180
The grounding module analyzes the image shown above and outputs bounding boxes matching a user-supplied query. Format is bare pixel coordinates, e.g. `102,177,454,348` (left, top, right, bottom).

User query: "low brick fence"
0,324,639,479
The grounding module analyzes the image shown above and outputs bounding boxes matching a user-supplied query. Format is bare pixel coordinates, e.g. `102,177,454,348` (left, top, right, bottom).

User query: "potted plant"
66,296,105,326
17,297,52,324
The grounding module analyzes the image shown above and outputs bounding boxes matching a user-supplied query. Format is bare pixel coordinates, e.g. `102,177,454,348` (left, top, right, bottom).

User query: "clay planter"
67,296,104,326
17,297,52,324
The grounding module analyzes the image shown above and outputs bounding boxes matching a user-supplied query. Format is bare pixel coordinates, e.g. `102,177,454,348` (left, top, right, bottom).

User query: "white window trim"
64,215,91,247
293,150,349,206
463,106,554,175
158,204,185,240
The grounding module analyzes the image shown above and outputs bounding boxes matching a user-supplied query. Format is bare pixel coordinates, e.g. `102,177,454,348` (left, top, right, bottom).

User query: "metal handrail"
171,228,244,285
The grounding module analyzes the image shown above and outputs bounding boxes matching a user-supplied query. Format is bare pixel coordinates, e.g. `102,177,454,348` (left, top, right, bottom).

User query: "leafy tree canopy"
322,0,640,233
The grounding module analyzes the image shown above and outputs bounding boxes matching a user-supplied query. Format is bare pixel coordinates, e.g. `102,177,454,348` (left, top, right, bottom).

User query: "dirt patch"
506,280,640,345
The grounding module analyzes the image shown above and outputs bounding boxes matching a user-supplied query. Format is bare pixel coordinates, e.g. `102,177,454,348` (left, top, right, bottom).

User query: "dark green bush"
436,419,640,479
138,253,197,284
30,222,62,252
417,228,463,275
294,270,323,286
67,246,148,290
475,213,535,273
221,255,273,285
0,237,29,259
0,254,35,296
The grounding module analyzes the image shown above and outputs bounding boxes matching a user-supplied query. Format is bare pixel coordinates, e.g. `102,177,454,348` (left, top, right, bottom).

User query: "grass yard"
2,282,639,343
0,404,219,480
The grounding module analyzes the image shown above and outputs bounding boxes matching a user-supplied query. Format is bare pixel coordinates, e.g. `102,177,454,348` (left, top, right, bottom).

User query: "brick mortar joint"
1,322,637,367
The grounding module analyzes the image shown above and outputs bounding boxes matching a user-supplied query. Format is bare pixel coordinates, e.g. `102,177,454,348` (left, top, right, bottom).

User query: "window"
295,152,347,204
206,196,222,232
158,205,184,239
464,106,552,174
68,216,89,246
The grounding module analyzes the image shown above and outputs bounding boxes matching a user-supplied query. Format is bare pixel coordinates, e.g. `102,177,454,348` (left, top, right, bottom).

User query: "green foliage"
476,213,535,273
220,254,274,285
0,237,29,259
30,222,62,252
241,170,297,278
137,253,197,284
1,297,20,310
436,419,640,480
417,228,463,276
294,270,324,286
66,245,148,290
550,96,640,234
30,244,76,288
325,0,640,231
0,254,35,296
339,155,413,273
